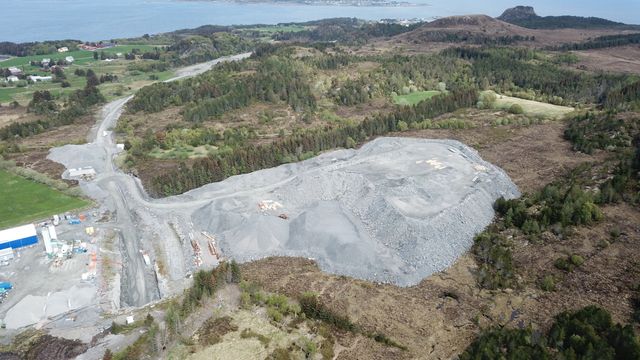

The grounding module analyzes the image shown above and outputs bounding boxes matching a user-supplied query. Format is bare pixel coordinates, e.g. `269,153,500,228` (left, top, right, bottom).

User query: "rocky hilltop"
497,5,538,22
497,5,629,29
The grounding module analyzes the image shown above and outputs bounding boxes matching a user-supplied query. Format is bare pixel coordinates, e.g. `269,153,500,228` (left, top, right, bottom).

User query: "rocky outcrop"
498,6,538,22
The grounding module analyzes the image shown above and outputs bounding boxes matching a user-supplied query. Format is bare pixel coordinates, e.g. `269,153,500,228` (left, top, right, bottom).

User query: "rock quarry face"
189,137,520,286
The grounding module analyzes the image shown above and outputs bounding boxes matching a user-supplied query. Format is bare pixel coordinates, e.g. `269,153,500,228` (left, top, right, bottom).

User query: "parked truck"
0,282,12,290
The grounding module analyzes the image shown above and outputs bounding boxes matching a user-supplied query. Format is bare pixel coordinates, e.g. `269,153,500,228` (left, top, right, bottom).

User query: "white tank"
41,227,53,254
48,225,58,240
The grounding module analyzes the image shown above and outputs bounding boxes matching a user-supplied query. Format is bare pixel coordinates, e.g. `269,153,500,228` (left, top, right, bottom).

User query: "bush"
473,231,515,290
540,275,556,292
460,327,549,359
555,254,585,272
549,306,640,358
508,104,525,114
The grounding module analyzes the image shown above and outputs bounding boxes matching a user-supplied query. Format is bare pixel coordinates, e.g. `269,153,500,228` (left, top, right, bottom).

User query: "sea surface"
1,0,638,43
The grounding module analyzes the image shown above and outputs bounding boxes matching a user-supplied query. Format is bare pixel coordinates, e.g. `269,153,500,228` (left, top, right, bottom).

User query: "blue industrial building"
0,224,38,250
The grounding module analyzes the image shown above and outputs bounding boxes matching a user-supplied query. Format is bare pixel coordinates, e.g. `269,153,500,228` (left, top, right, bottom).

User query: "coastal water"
0,0,638,43
1,0,435,42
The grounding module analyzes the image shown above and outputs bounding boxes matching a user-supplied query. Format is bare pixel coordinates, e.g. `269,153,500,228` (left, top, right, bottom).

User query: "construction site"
0,54,520,347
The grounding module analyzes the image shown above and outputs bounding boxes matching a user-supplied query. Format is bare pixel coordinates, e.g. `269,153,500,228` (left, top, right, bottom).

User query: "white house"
41,58,51,66
65,56,75,63
8,67,21,76
28,75,52,82
57,47,69,53
6,75,19,82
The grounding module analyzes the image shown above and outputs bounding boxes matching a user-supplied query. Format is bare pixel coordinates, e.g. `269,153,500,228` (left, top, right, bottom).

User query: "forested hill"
497,6,633,29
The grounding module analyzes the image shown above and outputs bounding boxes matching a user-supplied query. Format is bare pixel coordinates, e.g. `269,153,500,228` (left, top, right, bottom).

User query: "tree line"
148,88,477,196
128,54,316,122
550,32,640,51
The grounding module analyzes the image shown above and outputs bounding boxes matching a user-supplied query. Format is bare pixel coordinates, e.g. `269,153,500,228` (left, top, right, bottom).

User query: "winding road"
51,53,251,307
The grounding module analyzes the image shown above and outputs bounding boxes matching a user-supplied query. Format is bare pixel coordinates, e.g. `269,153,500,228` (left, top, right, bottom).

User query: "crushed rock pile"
190,137,520,286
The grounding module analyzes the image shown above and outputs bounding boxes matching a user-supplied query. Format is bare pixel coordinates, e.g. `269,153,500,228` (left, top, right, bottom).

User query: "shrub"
554,254,584,272
540,275,556,292
508,104,525,114
473,231,515,290
459,327,549,359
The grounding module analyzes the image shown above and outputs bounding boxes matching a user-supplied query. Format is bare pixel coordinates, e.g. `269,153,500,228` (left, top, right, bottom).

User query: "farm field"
393,90,442,106
0,44,169,105
0,170,90,229
0,45,162,68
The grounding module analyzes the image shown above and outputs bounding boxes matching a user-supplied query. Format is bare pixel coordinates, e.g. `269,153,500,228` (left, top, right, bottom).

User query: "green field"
488,92,575,119
0,45,162,68
241,25,308,35
393,91,442,106
0,170,90,229
148,144,216,160
0,45,174,104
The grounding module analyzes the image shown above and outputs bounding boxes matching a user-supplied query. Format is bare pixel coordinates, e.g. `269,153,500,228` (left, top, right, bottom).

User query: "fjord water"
2,0,639,43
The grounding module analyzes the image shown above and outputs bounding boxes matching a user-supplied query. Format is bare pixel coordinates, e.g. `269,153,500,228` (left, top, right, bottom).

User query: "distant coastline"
178,0,429,7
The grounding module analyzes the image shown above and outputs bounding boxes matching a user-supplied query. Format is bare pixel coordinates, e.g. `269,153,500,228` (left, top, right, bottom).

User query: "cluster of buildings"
0,213,94,265
3,54,75,84
78,42,115,51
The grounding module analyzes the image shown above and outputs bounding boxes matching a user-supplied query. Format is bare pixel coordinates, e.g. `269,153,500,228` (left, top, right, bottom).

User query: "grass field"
0,45,162,68
0,170,90,229
488,91,575,119
0,50,174,104
393,90,442,106
148,144,215,160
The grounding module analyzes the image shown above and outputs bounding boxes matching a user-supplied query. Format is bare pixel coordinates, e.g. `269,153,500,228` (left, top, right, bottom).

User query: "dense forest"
444,47,631,104
147,88,477,196
408,31,535,45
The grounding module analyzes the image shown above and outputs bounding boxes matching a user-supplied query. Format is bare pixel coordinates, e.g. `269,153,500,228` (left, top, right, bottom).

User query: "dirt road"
49,53,251,307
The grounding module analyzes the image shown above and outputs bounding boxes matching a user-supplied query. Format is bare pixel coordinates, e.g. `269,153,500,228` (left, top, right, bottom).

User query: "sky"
427,0,640,24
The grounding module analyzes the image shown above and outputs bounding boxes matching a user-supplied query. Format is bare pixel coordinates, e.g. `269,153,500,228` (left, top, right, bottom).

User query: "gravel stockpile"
190,137,520,286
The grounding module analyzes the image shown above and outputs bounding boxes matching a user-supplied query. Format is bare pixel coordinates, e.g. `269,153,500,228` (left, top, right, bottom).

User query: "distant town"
187,0,425,6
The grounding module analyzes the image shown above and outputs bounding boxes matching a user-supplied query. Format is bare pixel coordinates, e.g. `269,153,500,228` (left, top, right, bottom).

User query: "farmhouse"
65,56,74,63
0,224,38,250
6,75,19,82
57,47,69,53
41,58,51,66
28,75,52,82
